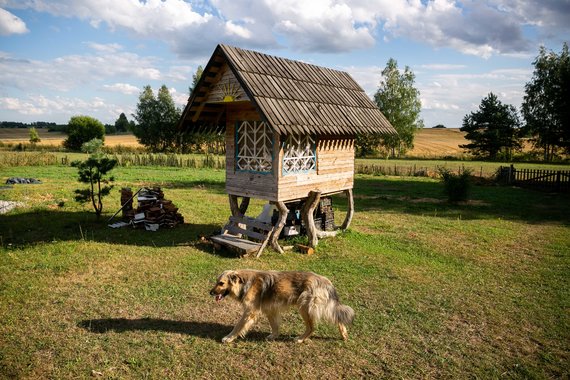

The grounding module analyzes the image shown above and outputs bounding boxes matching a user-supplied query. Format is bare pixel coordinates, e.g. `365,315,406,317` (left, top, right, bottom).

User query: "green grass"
1,164,569,379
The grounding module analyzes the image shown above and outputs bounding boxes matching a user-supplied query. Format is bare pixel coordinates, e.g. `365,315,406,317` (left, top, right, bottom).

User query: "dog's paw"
294,337,305,343
222,335,235,343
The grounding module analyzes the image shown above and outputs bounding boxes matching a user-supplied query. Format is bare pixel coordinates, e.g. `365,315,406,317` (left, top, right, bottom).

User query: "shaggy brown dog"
209,269,355,343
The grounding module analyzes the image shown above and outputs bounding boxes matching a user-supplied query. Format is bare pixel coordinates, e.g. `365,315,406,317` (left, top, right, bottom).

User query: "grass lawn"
0,164,569,379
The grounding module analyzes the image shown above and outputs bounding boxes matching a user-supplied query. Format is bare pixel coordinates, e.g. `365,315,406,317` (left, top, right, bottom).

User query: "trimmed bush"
438,166,472,202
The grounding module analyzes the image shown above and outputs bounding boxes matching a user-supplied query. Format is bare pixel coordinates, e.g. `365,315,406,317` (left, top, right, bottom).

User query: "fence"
498,165,570,192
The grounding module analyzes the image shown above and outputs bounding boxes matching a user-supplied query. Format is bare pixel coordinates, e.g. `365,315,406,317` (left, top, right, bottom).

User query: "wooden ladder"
210,215,274,257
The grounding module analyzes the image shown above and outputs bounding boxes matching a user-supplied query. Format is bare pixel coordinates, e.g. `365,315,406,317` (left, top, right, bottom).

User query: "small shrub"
438,166,472,202
29,127,41,144
81,138,104,154
71,154,118,218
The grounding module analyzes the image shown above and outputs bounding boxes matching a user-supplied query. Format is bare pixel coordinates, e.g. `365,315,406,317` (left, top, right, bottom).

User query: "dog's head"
209,270,243,302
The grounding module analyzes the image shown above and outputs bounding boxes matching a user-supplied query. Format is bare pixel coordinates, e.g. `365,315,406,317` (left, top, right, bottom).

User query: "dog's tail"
308,284,355,326
333,302,355,325
328,287,355,325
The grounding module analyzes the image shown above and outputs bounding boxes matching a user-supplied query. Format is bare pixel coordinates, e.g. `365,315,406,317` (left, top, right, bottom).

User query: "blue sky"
0,0,569,129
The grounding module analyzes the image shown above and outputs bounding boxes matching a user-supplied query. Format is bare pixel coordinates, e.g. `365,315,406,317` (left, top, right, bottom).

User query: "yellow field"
0,129,140,147
409,128,467,157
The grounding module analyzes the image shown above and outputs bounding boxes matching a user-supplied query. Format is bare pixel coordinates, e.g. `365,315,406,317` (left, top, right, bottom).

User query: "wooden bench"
210,215,274,257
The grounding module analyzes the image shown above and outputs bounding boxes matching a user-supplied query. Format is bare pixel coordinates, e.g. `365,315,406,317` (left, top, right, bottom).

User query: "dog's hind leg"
295,306,315,343
266,311,281,340
222,311,259,343
338,323,349,340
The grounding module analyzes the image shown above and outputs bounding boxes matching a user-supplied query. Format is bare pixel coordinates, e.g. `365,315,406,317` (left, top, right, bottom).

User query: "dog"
209,269,355,343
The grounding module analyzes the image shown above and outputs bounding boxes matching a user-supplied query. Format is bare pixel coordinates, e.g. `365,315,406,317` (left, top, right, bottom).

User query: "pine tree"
460,93,521,160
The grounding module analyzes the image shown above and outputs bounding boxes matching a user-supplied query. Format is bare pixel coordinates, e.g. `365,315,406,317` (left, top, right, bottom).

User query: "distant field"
410,128,467,157
0,129,140,147
1,127,468,154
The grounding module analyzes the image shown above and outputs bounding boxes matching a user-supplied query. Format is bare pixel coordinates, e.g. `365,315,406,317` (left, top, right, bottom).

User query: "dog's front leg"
266,311,281,340
222,310,258,343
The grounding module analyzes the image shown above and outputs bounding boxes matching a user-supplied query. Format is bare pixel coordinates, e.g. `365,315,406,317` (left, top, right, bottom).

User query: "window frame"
281,133,317,176
234,120,274,174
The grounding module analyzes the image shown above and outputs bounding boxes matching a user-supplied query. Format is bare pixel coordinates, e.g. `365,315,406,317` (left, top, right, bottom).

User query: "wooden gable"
204,64,250,104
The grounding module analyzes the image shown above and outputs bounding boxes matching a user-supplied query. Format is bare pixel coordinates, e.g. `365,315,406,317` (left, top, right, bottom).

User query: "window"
282,134,316,175
236,121,273,173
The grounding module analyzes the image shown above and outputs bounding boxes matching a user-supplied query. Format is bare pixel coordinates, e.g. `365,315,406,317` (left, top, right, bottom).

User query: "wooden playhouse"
179,44,396,255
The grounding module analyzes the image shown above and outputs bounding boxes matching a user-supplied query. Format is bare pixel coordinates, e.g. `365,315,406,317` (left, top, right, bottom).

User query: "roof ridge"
219,44,362,91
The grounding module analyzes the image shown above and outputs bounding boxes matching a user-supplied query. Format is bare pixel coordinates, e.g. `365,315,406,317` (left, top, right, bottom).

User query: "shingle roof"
179,44,396,136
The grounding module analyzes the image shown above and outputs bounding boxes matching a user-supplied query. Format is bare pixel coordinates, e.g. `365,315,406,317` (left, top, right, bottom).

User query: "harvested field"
0,129,140,147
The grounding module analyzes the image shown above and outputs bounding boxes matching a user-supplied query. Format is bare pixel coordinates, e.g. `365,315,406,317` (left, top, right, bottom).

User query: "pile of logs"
315,197,335,231
119,187,184,230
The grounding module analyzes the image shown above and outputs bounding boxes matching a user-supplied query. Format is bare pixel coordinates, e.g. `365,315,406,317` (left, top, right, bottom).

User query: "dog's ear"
228,272,243,285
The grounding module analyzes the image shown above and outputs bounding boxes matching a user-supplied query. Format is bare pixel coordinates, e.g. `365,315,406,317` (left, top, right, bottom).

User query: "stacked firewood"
315,197,335,231
121,187,184,230
121,188,135,219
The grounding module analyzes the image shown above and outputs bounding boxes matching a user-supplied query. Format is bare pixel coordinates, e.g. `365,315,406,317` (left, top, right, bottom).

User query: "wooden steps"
210,215,274,257
210,234,262,256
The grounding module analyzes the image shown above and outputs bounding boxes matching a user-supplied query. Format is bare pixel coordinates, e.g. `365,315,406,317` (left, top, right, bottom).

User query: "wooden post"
228,195,250,238
229,194,241,217
340,188,354,230
239,196,250,215
229,195,250,217
269,201,288,254
301,190,321,248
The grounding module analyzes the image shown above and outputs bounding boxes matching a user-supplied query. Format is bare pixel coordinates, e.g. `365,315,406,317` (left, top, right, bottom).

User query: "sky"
0,0,569,129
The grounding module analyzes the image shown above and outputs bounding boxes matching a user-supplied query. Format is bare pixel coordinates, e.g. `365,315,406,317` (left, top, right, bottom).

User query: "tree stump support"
340,188,354,230
269,201,288,254
229,194,250,217
301,190,322,248
227,195,250,238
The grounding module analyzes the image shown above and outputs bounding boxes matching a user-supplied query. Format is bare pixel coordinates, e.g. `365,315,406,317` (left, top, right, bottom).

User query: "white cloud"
269,0,375,52
85,42,123,53
165,65,193,82
0,49,164,93
420,64,467,70
3,0,568,57
0,7,28,35
0,94,115,118
101,83,140,95
224,20,252,39
168,87,190,107
343,65,383,95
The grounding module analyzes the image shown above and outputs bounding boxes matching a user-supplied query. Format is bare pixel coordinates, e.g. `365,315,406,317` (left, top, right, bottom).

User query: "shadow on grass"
78,318,286,342
0,209,223,248
78,317,337,342
328,176,570,224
